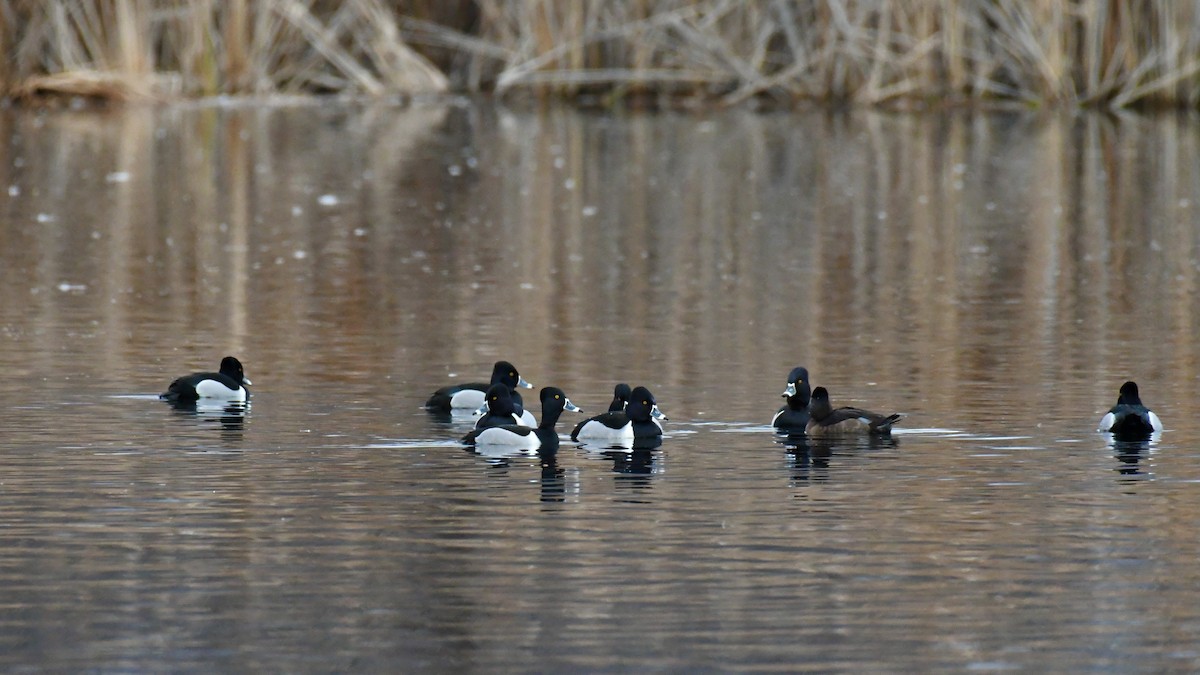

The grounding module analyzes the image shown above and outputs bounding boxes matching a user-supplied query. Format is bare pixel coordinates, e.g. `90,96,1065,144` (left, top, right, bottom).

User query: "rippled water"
2,101,1200,671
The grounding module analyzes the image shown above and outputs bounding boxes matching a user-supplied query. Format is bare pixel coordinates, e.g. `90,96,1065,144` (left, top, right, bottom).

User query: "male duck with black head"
1098,381,1163,438
607,383,632,412
772,366,812,431
805,386,903,437
425,360,536,425
471,384,525,430
571,386,667,445
161,356,251,404
463,387,583,451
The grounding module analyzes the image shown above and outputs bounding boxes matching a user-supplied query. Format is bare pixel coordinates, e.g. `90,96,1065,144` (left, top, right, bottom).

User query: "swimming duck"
463,387,582,450
772,366,811,431
608,383,632,412
1098,381,1163,437
571,386,667,442
426,360,535,425
160,356,251,403
805,386,902,436
471,384,525,430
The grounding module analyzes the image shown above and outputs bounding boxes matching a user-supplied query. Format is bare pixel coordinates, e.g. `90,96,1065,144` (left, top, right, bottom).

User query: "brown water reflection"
2,105,1198,424
1,102,1200,670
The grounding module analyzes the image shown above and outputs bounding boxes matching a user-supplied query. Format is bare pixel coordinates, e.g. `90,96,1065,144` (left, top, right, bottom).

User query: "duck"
772,366,811,431
425,360,535,425
471,384,525,430
805,386,902,436
571,386,667,442
160,356,251,403
1098,381,1163,437
463,387,582,450
608,383,632,412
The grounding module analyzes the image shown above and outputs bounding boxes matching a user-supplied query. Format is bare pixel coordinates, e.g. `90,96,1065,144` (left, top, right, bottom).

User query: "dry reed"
2,0,1199,108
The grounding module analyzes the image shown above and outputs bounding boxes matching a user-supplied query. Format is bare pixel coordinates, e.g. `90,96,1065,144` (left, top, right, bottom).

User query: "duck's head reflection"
606,448,656,500
604,448,656,475
779,432,898,483
780,434,832,481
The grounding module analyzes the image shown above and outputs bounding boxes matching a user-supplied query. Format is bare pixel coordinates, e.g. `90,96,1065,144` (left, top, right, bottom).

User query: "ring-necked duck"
608,383,632,412
463,387,583,450
571,386,667,442
772,366,811,431
805,386,902,436
426,360,535,424
472,384,525,430
1098,381,1163,437
160,356,251,403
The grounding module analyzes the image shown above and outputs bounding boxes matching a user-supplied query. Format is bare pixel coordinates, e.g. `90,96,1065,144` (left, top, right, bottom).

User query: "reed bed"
2,0,1199,108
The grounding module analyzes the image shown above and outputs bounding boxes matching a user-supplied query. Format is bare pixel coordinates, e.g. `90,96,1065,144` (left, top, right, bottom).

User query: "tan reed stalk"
1,0,1198,108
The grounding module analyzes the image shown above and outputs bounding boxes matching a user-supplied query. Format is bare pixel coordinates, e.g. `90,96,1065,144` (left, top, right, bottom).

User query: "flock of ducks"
160,357,1165,446
424,361,669,450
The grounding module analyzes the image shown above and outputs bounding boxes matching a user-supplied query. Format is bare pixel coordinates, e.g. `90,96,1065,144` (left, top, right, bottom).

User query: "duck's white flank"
449,388,486,410
194,379,247,401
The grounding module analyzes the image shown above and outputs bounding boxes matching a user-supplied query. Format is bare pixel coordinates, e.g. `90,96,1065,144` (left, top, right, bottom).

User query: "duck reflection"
168,399,248,434
608,448,655,475
1107,433,1157,480
780,434,832,483
463,444,571,502
777,432,898,484
576,433,662,454
538,447,566,503
464,443,536,466
609,449,656,498
577,440,660,499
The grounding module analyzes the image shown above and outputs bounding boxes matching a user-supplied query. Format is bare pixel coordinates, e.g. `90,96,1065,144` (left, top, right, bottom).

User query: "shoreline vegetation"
2,1,1199,109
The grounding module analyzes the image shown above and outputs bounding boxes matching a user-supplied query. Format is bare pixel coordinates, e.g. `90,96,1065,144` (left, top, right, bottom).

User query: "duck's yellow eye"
509,372,515,377
642,400,649,406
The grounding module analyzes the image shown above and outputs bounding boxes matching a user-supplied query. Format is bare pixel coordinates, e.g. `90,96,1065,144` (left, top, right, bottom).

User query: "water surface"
1,102,1200,671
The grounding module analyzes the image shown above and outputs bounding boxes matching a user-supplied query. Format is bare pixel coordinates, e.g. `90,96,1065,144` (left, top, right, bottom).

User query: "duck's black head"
482,383,516,416
1117,381,1143,406
538,386,582,427
627,386,668,423
782,366,811,406
491,360,532,392
808,386,832,420
219,356,249,386
609,383,632,411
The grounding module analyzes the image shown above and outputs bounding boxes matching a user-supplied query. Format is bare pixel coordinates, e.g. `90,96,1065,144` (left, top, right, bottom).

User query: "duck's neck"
788,382,811,409
809,400,831,421
538,406,561,431
627,406,651,424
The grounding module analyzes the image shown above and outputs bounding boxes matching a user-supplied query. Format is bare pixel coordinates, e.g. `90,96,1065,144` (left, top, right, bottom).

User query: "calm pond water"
2,100,1200,671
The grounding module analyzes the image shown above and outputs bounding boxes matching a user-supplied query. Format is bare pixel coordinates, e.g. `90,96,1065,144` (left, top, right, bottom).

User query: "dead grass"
0,0,449,100
2,1,1199,108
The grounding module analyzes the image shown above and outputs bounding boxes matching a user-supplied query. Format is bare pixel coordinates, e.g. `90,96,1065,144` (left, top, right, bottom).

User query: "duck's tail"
871,413,904,433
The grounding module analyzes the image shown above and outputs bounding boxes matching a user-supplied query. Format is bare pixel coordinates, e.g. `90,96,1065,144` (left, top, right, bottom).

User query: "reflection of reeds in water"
475,109,1200,422
3,1,1200,107
1,106,1198,428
